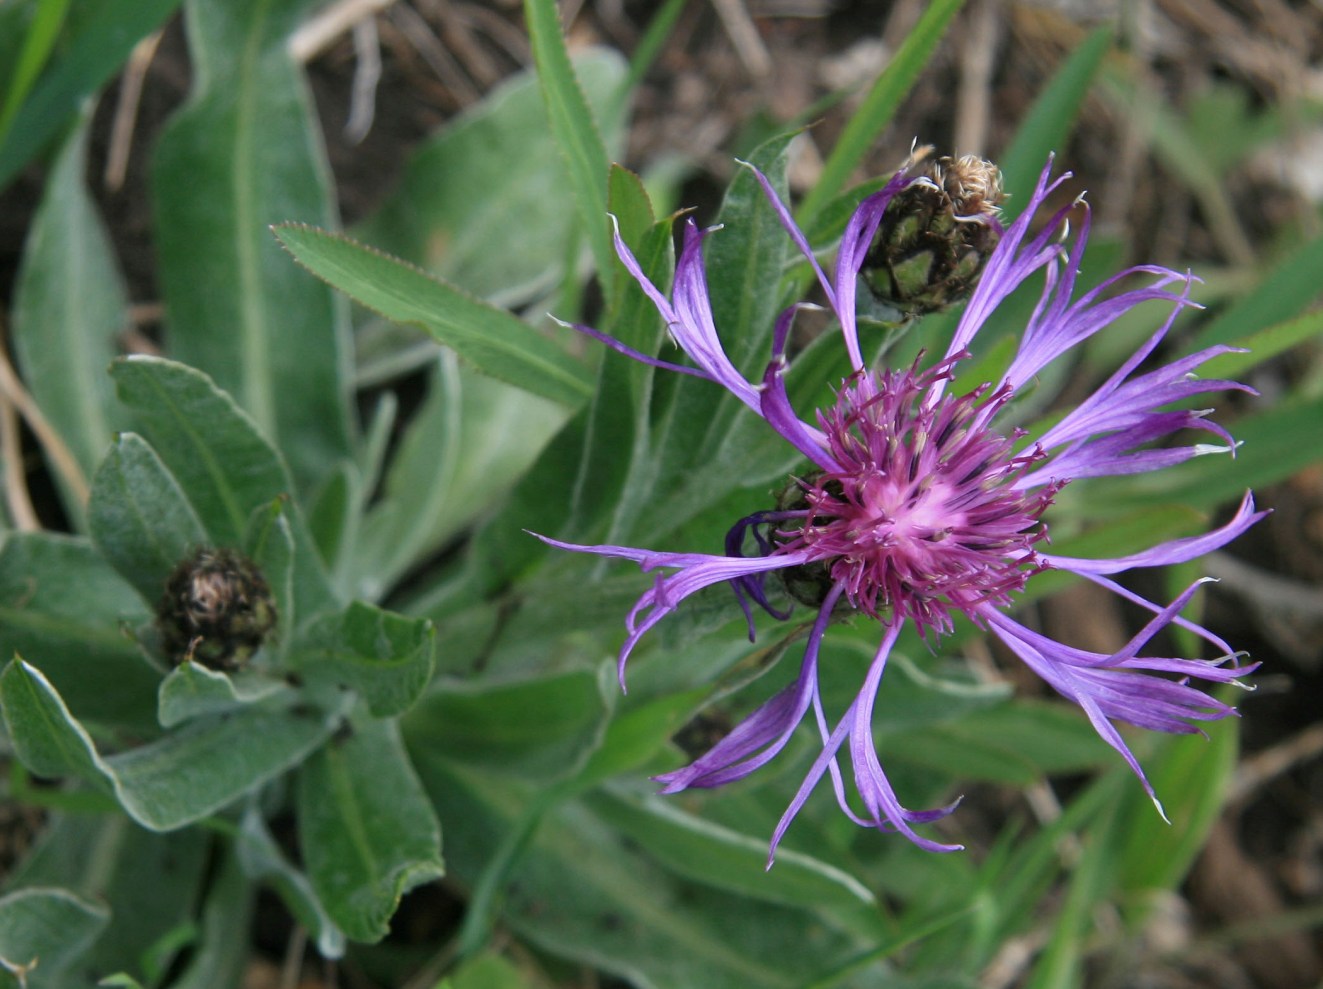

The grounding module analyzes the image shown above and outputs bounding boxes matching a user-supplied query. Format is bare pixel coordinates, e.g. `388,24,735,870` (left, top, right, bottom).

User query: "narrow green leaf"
355,49,626,307
11,110,126,524
1189,230,1323,351
235,805,346,959
0,0,184,191
1199,309,1323,380
273,225,593,406
0,533,160,732
566,195,672,541
297,718,444,943
164,849,253,989
999,26,1112,206
0,888,108,989
523,0,616,283
587,790,874,910
0,0,71,141
73,825,210,986
109,356,336,622
0,658,115,790
1,658,340,831
152,0,353,492
413,759,872,989
1118,712,1238,897
104,704,340,831
796,0,965,227
294,601,435,718
405,668,610,781
89,433,208,605
243,497,296,647
353,352,567,600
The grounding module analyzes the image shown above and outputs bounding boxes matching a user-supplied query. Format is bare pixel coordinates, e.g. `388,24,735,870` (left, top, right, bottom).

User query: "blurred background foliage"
0,0,1321,987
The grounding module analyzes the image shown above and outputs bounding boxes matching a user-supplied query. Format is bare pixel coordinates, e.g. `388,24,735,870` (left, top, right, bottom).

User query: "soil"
1,1,1321,987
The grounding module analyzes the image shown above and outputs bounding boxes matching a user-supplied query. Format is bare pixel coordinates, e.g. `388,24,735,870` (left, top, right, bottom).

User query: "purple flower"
538,157,1265,861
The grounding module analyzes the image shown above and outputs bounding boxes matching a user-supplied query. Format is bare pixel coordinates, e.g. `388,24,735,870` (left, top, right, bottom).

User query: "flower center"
772,364,1058,636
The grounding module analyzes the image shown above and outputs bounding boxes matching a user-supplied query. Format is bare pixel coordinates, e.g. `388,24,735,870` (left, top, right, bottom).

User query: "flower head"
539,155,1265,861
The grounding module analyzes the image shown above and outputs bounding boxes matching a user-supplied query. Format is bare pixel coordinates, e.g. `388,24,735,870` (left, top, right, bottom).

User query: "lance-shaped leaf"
235,806,346,959
0,888,109,989
273,225,593,407
152,0,352,492
11,111,125,526
110,356,336,623
89,433,208,605
0,0,183,190
405,667,611,782
0,533,159,733
356,48,626,307
5,815,210,986
0,659,340,831
297,718,443,943
294,601,435,718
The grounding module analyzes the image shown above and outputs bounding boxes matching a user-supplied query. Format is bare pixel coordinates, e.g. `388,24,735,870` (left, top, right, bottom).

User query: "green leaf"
522,0,617,284
0,659,111,791
355,49,627,307
413,759,873,989
587,789,874,910
1118,710,1238,897
446,953,541,989
0,0,184,192
297,718,444,943
1199,309,1323,380
0,887,109,989
273,225,593,407
11,109,125,525
405,668,611,781
881,699,1113,784
0,533,159,732
109,356,336,623
796,0,965,227
353,352,568,600
151,0,353,492
156,663,291,728
164,848,253,989
105,707,340,832
0,659,340,831
89,433,208,605
1190,230,1323,351
0,0,71,141
999,26,1112,206
2,816,209,987
235,805,346,958
243,497,296,648
565,192,672,542
295,601,435,718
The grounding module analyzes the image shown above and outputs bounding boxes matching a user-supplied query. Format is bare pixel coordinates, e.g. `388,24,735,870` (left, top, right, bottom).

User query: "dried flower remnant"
158,547,277,670
539,154,1264,861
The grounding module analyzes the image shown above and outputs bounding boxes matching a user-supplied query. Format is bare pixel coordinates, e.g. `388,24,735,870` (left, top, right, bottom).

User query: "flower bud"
861,154,1005,316
773,474,841,610
157,547,277,669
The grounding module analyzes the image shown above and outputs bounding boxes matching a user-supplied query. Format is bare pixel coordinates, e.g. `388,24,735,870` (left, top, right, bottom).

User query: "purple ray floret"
537,155,1265,863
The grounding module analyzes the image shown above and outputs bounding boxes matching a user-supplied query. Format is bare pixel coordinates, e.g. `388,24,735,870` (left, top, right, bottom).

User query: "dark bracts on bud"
773,474,844,610
157,547,277,670
861,154,1005,317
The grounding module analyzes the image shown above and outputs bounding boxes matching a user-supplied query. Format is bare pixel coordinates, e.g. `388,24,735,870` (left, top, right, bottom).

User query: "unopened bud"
861,154,1005,316
158,547,277,670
